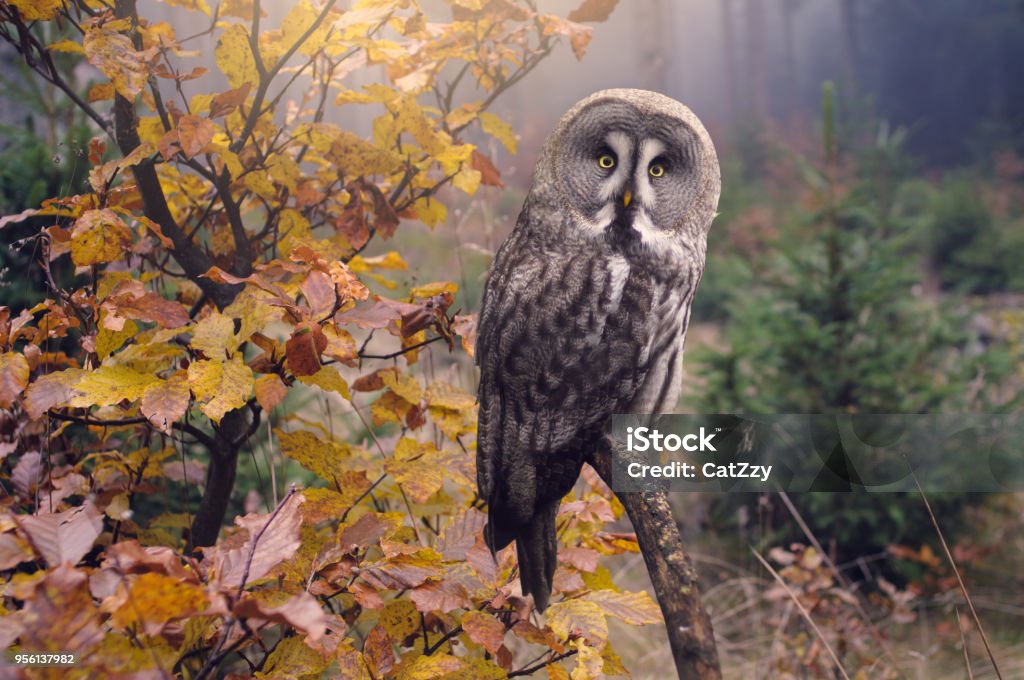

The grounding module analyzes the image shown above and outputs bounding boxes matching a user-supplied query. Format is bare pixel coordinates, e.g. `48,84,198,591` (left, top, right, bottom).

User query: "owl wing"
476,226,656,544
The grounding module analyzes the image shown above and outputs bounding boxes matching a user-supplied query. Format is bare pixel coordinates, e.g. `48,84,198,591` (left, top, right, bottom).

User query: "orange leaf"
16,503,104,568
285,322,327,377
567,0,619,23
471,149,504,188
234,591,327,643
462,610,506,654
176,114,216,158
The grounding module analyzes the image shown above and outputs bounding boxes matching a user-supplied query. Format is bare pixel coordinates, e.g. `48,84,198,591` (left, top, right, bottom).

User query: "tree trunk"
589,439,721,680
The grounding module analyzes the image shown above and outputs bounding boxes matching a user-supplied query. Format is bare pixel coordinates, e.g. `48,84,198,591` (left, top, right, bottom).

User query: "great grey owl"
476,89,721,611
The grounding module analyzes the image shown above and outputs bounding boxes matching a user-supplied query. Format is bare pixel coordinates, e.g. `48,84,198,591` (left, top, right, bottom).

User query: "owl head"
531,89,720,257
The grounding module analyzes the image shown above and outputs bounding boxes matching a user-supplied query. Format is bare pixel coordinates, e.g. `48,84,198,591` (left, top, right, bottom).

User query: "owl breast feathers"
476,89,720,611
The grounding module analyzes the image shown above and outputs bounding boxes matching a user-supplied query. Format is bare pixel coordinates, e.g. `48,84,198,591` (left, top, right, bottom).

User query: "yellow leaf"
190,311,239,358
222,287,282,344
546,600,608,647
277,208,312,256
381,598,419,641
280,0,332,58
48,39,83,54
584,589,662,625
411,197,446,227
262,636,331,678
215,23,258,89
71,209,131,266
385,440,444,503
187,357,253,422
87,83,115,102
479,112,518,154
106,573,208,637
0,352,30,409
349,251,408,272
69,365,161,407
10,0,64,21
140,374,191,434
425,381,475,412
162,0,211,15
409,281,457,300
297,366,351,400
243,171,278,200
83,26,151,100
452,166,482,196
397,653,464,680
276,428,353,483
379,368,422,404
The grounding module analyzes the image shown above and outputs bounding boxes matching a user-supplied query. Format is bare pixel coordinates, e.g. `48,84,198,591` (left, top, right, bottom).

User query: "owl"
476,89,721,611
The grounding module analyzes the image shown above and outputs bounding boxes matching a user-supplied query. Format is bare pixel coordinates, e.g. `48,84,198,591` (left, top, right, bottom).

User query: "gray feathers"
476,89,720,611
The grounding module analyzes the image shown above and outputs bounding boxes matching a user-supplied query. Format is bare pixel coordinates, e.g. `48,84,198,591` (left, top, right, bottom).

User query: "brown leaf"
213,492,305,589
559,547,599,573
338,512,402,552
436,507,487,561
140,374,191,434
210,82,252,118
0,532,34,570
300,270,337,321
234,591,327,643
103,539,195,581
102,291,191,329
360,551,443,590
19,564,103,655
471,150,504,188
285,322,328,377
11,451,41,499
567,0,619,23
177,114,216,159
363,624,396,677
17,503,104,568
452,313,478,358
461,610,506,654
408,579,472,613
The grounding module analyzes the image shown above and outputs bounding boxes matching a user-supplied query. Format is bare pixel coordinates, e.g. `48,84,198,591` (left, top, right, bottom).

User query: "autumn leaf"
213,491,305,589
187,357,254,422
0,352,29,408
101,290,190,330
462,610,506,654
176,114,216,158
479,112,518,154
17,504,104,568
10,0,65,21
71,209,132,266
105,572,209,636
545,599,608,648
83,25,153,100
209,82,252,118
254,373,288,412
261,635,332,678
286,322,328,376
234,591,327,642
140,374,190,434
567,0,620,23
585,589,662,625
436,508,486,561
190,310,240,358
380,598,419,641
276,428,357,484
69,364,161,407
215,24,258,89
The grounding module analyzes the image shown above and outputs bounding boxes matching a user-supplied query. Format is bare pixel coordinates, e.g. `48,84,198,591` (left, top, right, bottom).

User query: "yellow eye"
598,154,616,169
649,163,665,178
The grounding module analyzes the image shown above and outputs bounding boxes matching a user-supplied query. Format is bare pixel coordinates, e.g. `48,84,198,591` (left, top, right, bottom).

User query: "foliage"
0,0,672,676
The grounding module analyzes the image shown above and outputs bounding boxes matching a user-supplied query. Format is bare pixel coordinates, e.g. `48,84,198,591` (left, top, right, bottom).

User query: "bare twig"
912,473,1003,679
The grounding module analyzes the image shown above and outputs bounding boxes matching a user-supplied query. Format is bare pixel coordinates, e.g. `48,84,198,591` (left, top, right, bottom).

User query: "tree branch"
588,438,722,680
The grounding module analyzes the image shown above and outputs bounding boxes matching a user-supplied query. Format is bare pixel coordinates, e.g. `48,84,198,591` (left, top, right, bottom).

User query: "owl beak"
622,190,632,208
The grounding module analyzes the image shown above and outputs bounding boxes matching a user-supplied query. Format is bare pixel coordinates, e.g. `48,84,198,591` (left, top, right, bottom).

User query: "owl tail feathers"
514,504,558,613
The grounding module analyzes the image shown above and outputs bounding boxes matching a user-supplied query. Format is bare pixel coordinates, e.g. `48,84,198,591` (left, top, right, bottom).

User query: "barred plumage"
476,89,720,611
